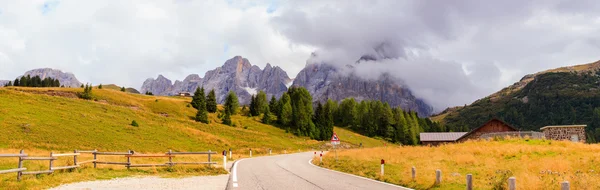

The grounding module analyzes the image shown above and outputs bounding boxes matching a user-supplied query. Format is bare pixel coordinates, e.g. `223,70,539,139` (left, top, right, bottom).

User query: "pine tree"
269,95,278,115
224,91,239,115
98,84,103,89
191,87,204,109
120,86,126,92
222,110,232,126
20,76,27,87
195,101,209,124
206,89,218,113
288,87,315,138
262,106,271,124
277,93,292,126
6,81,12,86
81,84,84,88
249,95,258,116
256,91,268,114
13,78,19,86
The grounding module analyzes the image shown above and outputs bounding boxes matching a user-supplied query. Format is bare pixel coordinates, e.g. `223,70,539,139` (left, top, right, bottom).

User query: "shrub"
78,84,93,100
131,120,139,127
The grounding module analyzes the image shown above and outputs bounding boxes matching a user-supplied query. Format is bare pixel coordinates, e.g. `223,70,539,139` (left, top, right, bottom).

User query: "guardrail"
1,149,217,181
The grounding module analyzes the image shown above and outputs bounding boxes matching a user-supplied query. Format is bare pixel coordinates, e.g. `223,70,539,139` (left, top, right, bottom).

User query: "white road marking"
307,158,413,190
232,159,241,188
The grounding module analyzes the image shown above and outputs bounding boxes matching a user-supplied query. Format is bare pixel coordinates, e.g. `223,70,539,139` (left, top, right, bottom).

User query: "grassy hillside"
98,84,140,94
319,139,600,190
0,87,384,189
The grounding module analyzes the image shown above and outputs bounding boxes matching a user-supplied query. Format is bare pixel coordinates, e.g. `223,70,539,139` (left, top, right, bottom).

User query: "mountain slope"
293,63,433,117
141,56,291,105
441,60,600,142
0,87,383,151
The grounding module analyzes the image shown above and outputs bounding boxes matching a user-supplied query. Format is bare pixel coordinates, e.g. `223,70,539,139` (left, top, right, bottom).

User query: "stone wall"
542,127,586,142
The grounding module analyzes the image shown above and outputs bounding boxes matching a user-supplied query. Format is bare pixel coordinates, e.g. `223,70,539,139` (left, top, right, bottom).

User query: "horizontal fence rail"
1,149,218,181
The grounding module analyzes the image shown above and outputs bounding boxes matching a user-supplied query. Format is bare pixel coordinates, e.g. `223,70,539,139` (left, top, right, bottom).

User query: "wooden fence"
0,149,216,181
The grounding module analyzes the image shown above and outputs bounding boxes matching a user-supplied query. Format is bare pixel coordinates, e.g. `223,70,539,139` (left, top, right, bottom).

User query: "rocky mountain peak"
20,68,83,87
140,56,292,105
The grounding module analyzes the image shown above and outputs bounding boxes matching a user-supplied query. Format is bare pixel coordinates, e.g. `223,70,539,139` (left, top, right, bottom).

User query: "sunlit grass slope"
320,139,600,190
0,87,319,152
0,87,384,189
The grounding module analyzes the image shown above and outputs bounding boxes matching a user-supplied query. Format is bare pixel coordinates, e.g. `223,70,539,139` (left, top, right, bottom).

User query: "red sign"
331,132,340,145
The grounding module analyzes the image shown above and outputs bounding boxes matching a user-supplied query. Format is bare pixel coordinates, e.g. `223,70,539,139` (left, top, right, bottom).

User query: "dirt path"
49,174,229,190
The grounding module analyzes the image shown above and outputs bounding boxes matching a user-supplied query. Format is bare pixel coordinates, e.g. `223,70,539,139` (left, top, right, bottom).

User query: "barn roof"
420,132,468,142
456,118,517,141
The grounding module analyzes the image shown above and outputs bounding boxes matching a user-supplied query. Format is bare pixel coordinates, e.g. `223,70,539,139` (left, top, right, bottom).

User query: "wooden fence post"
229,148,232,160
17,150,24,181
508,177,516,190
435,169,442,185
126,150,131,169
168,150,173,166
49,152,54,171
561,181,570,190
73,150,78,166
411,166,416,181
269,149,272,155
249,149,252,157
208,150,212,167
93,149,97,168
466,174,473,190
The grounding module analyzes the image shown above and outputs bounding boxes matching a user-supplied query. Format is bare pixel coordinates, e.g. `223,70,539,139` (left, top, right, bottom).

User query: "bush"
78,84,93,100
131,120,139,127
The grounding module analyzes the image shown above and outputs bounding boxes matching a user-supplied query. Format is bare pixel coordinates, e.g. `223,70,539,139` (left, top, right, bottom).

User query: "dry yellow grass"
320,139,600,190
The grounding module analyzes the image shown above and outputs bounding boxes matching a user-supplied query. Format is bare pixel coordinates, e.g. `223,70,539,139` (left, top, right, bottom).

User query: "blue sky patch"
266,0,278,14
41,1,60,15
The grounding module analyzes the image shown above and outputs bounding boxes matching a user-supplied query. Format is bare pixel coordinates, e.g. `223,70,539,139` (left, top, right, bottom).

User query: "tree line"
6,75,61,87
188,86,437,144
247,87,439,144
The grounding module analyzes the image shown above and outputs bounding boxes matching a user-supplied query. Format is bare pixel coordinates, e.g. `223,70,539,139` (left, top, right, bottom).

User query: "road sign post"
331,132,340,161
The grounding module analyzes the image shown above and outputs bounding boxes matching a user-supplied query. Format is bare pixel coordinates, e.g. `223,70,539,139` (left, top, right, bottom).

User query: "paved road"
228,152,410,190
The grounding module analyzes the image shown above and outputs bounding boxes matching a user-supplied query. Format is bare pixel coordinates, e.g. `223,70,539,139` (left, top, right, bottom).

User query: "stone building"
540,125,586,142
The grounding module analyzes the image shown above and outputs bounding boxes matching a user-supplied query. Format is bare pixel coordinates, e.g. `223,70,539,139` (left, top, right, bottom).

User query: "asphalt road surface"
228,152,410,190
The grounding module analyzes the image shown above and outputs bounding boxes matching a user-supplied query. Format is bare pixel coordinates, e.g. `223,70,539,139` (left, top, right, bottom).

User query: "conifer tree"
13,78,19,86
262,106,271,124
206,89,218,113
277,93,292,126
269,95,278,115
224,91,239,115
249,95,258,116
120,86,126,92
195,100,209,124
98,84,103,89
256,91,268,114
222,110,232,126
191,87,205,109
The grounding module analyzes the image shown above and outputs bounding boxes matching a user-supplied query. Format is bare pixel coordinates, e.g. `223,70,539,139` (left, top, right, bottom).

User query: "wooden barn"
420,118,518,145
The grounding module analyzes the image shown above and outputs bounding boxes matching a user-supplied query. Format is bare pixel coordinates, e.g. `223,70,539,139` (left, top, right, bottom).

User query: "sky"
0,0,599,111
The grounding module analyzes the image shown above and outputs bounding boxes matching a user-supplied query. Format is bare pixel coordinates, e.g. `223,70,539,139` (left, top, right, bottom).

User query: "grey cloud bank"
1,0,599,111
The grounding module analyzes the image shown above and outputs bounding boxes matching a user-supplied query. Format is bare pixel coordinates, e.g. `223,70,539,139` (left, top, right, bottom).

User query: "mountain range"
141,56,433,116
0,56,433,116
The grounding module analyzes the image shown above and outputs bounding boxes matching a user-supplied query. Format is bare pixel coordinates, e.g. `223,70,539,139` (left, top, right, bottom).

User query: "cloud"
270,0,600,110
0,0,313,89
1,0,600,111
